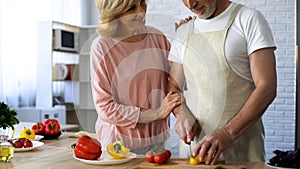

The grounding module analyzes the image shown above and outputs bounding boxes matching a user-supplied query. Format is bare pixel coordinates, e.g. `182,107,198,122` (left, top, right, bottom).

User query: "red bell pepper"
44,119,60,126
31,122,45,135
74,135,102,160
44,121,60,135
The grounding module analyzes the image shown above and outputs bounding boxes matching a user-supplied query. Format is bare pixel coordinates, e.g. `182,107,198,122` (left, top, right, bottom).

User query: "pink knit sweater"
90,26,171,150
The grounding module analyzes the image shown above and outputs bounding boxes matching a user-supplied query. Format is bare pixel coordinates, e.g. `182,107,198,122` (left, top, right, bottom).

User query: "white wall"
51,0,98,26
87,0,99,26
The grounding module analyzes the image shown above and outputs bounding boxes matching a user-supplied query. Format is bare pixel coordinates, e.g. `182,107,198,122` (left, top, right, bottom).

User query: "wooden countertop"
1,132,275,169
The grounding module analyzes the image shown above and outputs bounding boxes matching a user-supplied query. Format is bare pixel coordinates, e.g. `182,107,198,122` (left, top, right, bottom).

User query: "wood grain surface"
137,158,247,169
0,132,274,169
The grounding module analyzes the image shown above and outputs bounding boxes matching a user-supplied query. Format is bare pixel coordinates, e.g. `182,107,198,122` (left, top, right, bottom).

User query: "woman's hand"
156,92,183,120
139,92,183,123
175,16,192,31
193,128,232,165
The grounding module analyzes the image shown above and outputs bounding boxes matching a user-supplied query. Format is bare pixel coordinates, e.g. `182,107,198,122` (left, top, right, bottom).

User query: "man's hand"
174,103,199,144
193,128,232,165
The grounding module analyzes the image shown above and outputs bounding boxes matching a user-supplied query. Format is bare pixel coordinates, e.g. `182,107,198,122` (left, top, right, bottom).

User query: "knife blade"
189,143,193,157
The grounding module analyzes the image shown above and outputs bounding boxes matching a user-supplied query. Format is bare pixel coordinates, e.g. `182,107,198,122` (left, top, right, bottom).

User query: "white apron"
179,4,265,161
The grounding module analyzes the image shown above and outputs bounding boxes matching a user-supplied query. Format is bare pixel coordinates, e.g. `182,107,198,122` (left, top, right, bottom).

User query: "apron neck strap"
188,4,243,34
225,4,243,29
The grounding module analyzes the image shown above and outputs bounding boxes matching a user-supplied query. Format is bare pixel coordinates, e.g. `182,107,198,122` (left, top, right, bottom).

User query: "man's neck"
210,0,231,19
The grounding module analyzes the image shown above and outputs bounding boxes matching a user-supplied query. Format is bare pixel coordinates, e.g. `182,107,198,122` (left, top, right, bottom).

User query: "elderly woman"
91,0,181,154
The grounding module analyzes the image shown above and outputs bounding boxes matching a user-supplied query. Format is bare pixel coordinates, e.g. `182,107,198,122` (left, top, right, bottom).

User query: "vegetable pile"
31,119,61,138
268,148,300,168
9,138,33,148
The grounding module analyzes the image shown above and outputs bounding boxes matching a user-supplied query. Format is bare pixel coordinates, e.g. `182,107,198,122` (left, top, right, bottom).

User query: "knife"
189,143,193,157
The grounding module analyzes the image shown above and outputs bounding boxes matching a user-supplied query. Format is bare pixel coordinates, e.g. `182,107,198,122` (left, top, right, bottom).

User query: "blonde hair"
95,0,133,37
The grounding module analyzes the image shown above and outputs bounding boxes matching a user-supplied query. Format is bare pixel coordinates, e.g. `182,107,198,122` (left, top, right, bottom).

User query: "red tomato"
146,151,155,163
165,149,171,159
24,140,33,148
154,152,168,164
19,138,26,145
14,140,23,148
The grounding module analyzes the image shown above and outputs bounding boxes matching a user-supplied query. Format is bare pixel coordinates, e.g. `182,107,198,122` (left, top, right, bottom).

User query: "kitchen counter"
1,132,275,169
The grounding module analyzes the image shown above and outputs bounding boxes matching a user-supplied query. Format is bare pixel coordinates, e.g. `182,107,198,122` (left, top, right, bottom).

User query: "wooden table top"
1,132,275,169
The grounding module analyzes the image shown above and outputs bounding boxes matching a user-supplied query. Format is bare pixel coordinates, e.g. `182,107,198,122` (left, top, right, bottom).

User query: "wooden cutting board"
137,158,247,169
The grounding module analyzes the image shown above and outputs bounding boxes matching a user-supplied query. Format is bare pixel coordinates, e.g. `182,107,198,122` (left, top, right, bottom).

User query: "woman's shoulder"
92,35,111,45
92,36,116,49
146,26,168,38
145,26,170,49
146,26,163,34
90,35,118,58
146,26,169,42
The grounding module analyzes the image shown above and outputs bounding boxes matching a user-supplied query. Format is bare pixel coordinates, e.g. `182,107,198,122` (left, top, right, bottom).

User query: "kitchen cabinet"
36,21,80,108
75,25,98,132
36,21,97,132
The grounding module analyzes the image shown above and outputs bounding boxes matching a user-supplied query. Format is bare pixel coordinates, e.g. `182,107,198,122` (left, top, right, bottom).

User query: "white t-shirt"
169,2,276,81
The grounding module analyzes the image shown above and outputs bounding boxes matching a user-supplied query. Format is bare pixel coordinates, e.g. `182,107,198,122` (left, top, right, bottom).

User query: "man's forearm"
168,78,182,118
223,86,276,141
172,104,182,118
224,48,277,141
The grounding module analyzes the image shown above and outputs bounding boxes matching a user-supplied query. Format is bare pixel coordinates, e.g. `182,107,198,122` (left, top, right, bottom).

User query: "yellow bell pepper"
19,127,35,140
189,154,200,165
107,141,130,159
189,153,208,165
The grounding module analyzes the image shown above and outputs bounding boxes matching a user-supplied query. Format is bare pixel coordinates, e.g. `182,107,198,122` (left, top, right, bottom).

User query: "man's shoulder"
237,3,262,19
